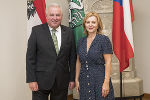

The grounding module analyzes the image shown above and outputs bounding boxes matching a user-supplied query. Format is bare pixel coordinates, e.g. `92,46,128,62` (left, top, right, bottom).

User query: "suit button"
86,65,88,68
87,75,89,78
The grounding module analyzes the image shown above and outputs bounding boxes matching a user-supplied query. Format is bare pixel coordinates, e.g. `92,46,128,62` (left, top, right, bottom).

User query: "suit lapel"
43,23,57,55
43,24,67,56
58,25,66,56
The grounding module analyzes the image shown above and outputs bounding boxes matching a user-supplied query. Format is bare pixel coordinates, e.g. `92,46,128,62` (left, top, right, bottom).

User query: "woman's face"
85,16,98,34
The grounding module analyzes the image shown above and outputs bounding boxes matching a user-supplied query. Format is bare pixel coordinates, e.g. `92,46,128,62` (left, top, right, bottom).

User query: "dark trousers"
32,81,68,100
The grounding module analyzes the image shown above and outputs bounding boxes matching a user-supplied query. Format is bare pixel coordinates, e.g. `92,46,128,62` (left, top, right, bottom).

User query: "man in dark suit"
26,3,76,100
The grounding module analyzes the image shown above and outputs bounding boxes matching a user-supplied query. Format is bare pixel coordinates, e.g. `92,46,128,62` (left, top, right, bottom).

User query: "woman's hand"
102,81,109,97
75,80,80,93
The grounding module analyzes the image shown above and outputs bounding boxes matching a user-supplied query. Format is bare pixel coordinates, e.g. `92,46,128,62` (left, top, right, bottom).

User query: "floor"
67,94,150,100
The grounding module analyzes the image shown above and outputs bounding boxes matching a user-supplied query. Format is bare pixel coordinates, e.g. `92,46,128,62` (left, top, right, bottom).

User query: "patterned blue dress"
77,34,114,100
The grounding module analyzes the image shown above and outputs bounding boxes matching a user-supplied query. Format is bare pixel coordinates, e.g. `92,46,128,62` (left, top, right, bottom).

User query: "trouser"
32,80,68,100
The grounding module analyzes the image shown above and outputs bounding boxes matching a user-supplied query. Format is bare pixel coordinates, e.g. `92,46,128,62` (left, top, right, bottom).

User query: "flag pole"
120,72,123,99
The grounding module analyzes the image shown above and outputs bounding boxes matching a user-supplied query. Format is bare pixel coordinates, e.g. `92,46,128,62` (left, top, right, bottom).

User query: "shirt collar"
48,26,61,32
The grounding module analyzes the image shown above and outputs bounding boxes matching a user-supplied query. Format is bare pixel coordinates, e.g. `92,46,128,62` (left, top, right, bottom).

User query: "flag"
69,0,85,46
27,0,47,39
112,0,134,72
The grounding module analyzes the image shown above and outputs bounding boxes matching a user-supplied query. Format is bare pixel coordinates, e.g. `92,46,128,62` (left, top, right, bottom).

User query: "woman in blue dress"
75,12,114,100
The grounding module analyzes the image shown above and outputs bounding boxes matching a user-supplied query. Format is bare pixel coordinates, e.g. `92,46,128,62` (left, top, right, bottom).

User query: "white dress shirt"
49,26,61,50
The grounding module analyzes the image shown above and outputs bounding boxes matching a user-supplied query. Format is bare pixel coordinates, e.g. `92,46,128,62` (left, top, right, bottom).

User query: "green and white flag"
69,0,85,46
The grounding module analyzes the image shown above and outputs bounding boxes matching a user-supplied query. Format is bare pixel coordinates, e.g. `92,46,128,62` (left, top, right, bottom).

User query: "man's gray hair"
46,3,62,14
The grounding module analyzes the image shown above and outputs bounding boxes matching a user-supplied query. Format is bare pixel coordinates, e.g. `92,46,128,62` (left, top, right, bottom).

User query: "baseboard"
144,93,150,98
68,93,150,100
68,94,73,100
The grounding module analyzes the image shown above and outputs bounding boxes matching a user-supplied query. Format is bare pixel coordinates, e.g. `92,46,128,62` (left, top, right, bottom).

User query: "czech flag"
112,0,134,72
27,0,47,39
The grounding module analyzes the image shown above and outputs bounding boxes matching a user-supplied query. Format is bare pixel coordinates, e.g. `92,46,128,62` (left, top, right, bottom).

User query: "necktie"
51,29,59,55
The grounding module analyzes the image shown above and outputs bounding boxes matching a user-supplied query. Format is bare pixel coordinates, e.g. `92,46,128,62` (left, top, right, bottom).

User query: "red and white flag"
112,0,134,72
27,0,47,39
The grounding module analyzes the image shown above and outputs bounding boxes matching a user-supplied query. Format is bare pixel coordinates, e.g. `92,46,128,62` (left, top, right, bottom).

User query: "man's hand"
68,82,75,90
29,82,38,91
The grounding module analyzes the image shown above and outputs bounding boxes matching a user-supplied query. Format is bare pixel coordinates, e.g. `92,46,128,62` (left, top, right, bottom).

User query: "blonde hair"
83,12,103,35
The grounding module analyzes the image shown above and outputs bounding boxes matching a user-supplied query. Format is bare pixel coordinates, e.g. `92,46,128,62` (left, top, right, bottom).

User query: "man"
26,3,76,100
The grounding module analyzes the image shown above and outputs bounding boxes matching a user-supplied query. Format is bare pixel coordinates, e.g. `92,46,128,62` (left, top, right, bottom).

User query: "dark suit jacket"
26,23,76,90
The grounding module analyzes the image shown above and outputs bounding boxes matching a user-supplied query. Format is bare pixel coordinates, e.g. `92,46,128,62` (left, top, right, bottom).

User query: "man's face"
47,6,62,29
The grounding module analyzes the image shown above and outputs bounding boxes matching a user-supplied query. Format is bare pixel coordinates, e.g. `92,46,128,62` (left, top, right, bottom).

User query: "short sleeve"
102,36,113,54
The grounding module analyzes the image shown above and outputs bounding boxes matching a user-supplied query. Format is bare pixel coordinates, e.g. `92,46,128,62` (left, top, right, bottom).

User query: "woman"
75,12,114,100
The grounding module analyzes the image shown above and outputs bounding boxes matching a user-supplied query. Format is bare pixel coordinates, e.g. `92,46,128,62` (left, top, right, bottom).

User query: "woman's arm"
75,55,81,92
102,54,112,97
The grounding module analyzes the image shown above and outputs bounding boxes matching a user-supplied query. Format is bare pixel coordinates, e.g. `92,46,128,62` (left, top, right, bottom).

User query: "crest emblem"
27,1,36,20
69,0,85,28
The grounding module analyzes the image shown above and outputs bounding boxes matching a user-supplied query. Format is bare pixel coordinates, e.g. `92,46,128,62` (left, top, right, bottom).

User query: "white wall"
0,0,31,100
133,0,150,93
